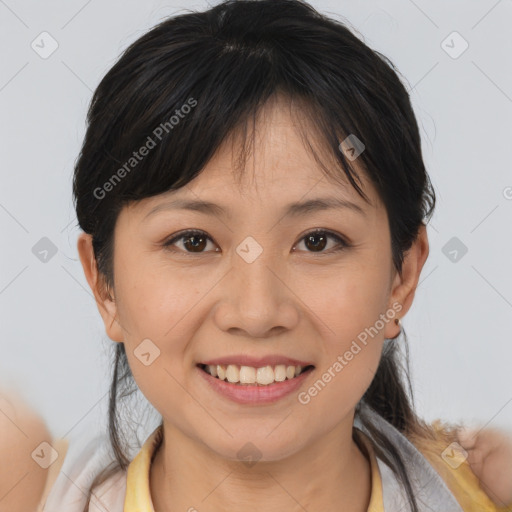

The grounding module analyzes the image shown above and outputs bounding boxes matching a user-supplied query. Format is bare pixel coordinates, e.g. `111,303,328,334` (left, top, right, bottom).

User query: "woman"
40,1,511,510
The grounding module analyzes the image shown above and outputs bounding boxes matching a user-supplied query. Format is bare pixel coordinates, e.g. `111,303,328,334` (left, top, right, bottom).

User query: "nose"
213,248,300,339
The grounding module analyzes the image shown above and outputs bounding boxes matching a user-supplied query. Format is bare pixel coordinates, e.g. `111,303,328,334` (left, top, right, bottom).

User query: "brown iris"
182,233,208,252
303,232,328,252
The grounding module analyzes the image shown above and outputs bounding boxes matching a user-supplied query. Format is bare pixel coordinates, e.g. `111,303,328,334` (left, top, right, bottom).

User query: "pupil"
185,235,206,252
306,233,326,251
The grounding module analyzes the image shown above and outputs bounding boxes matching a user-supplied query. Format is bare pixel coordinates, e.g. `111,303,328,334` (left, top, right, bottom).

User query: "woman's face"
79,100,428,462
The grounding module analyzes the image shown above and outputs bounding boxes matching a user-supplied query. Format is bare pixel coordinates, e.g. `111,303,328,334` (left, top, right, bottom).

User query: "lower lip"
196,365,314,405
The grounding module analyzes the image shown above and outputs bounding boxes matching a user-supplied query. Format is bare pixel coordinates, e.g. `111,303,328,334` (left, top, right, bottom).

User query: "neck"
149,418,372,512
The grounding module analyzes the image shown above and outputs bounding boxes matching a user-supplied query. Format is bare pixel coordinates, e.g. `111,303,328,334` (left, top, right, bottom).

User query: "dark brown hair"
72,1,457,510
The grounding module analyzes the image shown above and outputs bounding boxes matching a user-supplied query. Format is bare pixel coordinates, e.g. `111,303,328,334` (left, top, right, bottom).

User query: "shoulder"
408,420,512,512
41,430,127,512
0,390,54,512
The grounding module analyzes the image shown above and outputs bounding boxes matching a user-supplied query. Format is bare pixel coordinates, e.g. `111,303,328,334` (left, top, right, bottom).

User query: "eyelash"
162,228,351,256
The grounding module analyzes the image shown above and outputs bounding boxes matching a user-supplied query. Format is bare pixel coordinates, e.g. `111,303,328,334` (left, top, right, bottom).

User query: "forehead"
126,97,383,220
183,100,378,206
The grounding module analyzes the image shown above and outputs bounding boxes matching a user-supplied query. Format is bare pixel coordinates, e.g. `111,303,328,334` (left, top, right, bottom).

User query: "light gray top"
43,403,465,512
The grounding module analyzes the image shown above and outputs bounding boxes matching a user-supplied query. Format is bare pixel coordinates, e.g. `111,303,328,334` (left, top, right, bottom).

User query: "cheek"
123,350,186,426
297,342,382,419
298,256,390,399
304,260,391,346
114,256,201,342
112,269,195,406
298,269,387,411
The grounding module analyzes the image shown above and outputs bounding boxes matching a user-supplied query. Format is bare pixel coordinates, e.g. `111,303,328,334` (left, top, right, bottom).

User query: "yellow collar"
124,425,162,511
124,426,384,512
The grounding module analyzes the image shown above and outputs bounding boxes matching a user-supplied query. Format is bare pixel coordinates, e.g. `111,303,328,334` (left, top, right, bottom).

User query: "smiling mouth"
197,363,315,386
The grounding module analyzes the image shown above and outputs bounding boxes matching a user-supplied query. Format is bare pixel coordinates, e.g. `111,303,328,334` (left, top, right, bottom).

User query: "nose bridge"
214,233,298,336
233,233,281,308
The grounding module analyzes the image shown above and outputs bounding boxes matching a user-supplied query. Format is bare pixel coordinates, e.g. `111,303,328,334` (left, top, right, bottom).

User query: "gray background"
1,0,511,448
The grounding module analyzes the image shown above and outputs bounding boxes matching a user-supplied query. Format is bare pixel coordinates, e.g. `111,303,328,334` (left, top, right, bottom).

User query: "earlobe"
77,232,124,343
384,224,430,339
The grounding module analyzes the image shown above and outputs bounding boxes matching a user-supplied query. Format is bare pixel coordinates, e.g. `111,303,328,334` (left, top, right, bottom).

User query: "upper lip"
199,354,314,368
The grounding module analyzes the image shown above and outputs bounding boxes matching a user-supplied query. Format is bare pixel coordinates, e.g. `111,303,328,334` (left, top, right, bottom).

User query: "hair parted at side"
72,1,450,511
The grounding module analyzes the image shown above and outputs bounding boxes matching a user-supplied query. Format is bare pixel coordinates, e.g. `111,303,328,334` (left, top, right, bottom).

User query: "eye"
163,229,218,255
162,228,350,255
292,228,350,254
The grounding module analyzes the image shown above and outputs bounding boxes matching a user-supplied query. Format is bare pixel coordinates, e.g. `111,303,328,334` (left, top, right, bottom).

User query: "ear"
77,232,124,343
384,223,429,339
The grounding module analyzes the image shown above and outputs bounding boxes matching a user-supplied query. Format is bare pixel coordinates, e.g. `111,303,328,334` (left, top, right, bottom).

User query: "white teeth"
256,366,275,385
217,364,226,380
226,364,240,383
274,364,287,382
239,366,256,384
203,363,309,385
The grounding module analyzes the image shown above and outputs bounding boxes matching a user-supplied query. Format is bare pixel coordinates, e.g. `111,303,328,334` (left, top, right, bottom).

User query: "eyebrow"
143,196,367,220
